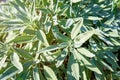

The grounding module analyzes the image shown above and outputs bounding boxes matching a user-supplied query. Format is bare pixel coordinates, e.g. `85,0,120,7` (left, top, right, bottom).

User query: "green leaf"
77,48,95,57
10,36,34,43
105,51,118,61
33,66,40,80
80,65,87,80
2,19,23,25
10,52,23,73
97,34,113,46
44,22,52,34
24,29,36,35
37,42,68,53
66,18,74,28
74,30,95,48
36,30,49,46
71,62,79,80
13,48,33,59
71,17,83,39
52,27,70,42
44,65,57,80
65,17,82,28
16,70,30,80
67,54,79,80
72,49,102,74
100,60,113,72
0,66,19,80
56,48,68,67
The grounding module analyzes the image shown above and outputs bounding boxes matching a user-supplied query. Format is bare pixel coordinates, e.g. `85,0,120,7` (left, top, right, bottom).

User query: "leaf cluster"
0,0,120,80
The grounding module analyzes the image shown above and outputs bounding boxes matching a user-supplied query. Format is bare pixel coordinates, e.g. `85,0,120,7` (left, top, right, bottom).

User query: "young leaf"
44,65,57,80
77,48,95,57
71,18,83,39
10,52,23,73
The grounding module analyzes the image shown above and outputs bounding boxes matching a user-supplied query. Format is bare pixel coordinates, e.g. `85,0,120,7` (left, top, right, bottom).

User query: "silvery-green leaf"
36,30,49,46
0,66,19,80
33,66,40,80
0,55,7,70
52,27,70,41
72,49,102,74
10,36,34,43
56,48,68,67
77,48,95,57
44,65,57,80
10,52,23,73
71,18,83,39
67,54,79,80
74,30,95,48
37,42,68,53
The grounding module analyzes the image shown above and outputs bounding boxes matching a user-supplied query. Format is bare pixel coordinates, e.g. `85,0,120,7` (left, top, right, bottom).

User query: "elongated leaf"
77,48,95,57
71,18,83,39
36,30,49,46
10,52,23,73
52,27,70,41
24,29,36,35
80,65,87,80
44,22,52,34
10,36,34,43
66,18,74,28
71,62,79,80
74,30,95,48
86,16,102,20
37,42,68,53
5,31,17,43
2,19,23,25
105,51,118,61
16,70,30,80
67,53,79,80
97,34,113,46
100,60,113,72
72,49,102,74
71,0,82,3
0,66,19,80
44,65,57,80
65,17,83,28
33,66,40,80
14,48,33,59
0,55,7,70
56,48,68,67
